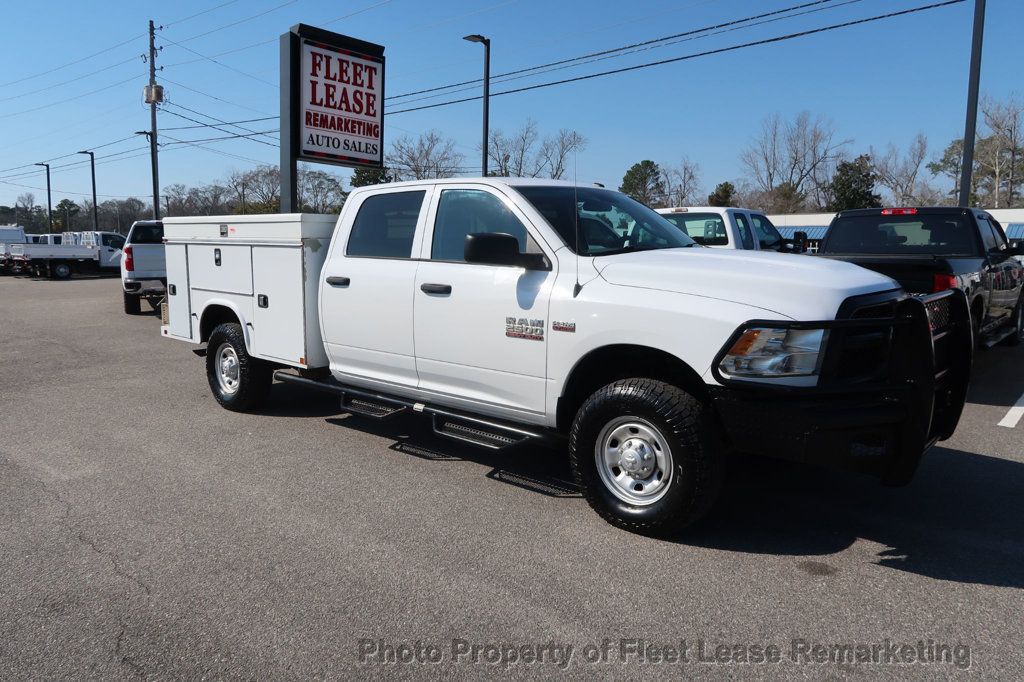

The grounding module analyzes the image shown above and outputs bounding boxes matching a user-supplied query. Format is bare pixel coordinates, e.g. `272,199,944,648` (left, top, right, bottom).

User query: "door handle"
326,276,350,287
420,283,452,295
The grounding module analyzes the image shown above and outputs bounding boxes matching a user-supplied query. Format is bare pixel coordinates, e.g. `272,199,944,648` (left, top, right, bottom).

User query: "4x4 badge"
552,321,576,333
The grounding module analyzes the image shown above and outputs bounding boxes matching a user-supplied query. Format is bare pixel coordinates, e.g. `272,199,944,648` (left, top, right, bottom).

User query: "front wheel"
569,378,724,535
1005,295,1024,347
205,322,272,412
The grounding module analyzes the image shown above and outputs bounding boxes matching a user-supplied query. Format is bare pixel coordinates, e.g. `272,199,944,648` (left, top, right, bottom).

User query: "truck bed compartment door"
165,244,192,339
189,244,253,295
251,246,306,364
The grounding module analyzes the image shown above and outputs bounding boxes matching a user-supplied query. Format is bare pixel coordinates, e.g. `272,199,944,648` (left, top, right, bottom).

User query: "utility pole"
146,19,162,219
77,150,99,230
34,162,52,232
958,0,986,207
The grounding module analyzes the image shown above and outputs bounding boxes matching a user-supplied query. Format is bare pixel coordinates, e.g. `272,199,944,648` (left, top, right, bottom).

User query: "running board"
982,325,1017,348
272,370,549,445
342,394,407,419
432,415,529,450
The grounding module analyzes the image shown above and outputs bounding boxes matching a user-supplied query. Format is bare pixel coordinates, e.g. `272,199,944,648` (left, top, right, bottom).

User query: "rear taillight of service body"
123,245,134,272
933,273,957,292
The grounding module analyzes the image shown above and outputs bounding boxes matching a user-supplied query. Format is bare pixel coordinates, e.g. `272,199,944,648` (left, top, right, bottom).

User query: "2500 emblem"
506,317,544,341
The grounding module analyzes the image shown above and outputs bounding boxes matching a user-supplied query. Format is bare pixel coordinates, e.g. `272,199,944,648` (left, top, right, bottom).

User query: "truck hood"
595,248,900,320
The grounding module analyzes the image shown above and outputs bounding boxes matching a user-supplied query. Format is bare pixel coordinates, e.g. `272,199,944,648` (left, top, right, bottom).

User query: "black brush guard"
710,289,972,485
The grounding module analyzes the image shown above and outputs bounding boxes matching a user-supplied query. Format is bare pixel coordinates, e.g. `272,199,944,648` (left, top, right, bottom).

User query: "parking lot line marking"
998,392,1024,429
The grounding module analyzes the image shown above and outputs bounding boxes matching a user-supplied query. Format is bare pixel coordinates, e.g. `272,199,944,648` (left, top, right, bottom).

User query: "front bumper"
710,290,972,484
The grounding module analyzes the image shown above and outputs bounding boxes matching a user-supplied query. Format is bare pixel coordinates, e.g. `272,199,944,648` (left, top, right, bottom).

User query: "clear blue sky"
0,0,1020,207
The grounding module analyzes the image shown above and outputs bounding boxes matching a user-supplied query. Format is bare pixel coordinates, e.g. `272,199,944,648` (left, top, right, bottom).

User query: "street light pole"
34,162,52,232
463,34,490,177
958,0,986,207
77,150,99,231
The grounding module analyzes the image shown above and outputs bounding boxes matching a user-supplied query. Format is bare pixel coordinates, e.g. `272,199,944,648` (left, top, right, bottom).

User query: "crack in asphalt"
20,467,154,679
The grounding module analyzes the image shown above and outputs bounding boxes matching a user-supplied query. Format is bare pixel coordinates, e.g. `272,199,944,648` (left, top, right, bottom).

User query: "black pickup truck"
817,207,1024,347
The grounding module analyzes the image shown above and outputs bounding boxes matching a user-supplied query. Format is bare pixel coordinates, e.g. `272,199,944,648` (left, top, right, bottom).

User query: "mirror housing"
464,232,549,269
1007,241,1022,256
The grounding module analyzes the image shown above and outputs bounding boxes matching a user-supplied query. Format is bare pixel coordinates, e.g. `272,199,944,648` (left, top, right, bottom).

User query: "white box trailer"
161,214,337,369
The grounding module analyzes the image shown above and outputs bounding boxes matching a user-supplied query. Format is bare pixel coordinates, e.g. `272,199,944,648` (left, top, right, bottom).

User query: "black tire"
568,378,724,535
51,262,71,280
1005,295,1024,347
123,290,142,315
205,322,272,412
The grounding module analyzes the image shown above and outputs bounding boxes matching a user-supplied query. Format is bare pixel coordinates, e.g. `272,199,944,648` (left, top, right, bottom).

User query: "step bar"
273,370,548,449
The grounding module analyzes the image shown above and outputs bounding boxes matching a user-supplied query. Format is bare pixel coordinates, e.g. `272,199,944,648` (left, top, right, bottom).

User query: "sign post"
280,24,385,212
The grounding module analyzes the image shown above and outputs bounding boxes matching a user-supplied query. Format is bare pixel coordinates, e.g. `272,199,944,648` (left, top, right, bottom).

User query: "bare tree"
537,129,587,180
872,133,929,205
387,131,464,180
488,120,587,178
245,165,282,212
299,169,347,213
981,95,1024,207
741,112,849,211
660,157,702,206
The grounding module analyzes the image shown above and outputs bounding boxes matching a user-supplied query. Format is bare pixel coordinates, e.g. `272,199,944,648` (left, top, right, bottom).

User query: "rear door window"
733,214,754,249
346,190,425,259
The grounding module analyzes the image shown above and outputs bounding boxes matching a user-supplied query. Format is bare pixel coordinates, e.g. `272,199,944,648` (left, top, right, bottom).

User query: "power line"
162,116,278,131
0,73,145,121
164,0,244,28
388,0,966,116
387,0,847,102
159,133,270,165
162,130,280,146
161,102,280,146
162,0,394,67
172,0,300,43
159,76,275,115
0,56,142,104
0,33,145,88
393,0,869,108
159,33,277,87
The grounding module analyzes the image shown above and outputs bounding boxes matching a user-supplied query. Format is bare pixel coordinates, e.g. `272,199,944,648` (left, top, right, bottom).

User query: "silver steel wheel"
595,416,674,506
215,342,241,395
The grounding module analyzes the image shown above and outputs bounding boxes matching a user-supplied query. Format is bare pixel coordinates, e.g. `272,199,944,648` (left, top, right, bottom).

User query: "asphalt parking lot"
1,275,1022,679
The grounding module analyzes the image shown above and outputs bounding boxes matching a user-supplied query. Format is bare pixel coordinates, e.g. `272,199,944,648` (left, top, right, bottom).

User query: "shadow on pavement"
680,447,1024,588
965,344,1024,408
258,376,1023,587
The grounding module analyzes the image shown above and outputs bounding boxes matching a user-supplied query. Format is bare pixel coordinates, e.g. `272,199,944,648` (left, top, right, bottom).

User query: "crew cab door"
413,186,555,417
979,216,1024,320
319,188,429,390
100,233,125,267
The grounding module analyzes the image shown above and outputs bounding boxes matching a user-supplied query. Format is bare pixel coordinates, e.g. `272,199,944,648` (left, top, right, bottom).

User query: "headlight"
718,327,827,384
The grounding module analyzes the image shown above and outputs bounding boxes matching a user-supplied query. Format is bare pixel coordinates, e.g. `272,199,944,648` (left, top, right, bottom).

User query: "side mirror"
791,230,808,253
1008,241,1022,256
464,232,549,270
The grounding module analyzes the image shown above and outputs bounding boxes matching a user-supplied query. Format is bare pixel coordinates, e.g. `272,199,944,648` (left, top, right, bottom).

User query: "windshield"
514,186,695,256
824,214,979,256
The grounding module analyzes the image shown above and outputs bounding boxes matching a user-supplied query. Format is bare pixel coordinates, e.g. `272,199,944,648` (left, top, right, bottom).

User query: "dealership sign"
280,25,385,210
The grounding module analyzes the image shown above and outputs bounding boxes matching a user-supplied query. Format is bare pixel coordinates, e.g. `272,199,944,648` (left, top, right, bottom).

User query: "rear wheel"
51,262,71,280
122,290,142,315
206,322,272,412
1005,295,1024,347
569,378,724,535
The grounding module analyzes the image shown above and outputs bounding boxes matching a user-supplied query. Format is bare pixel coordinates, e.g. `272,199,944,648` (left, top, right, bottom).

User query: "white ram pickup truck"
161,179,972,534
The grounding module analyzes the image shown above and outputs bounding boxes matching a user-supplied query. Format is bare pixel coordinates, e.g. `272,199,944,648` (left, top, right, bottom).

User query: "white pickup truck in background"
161,179,972,534
656,207,801,252
10,231,124,279
121,221,165,314
0,226,28,274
